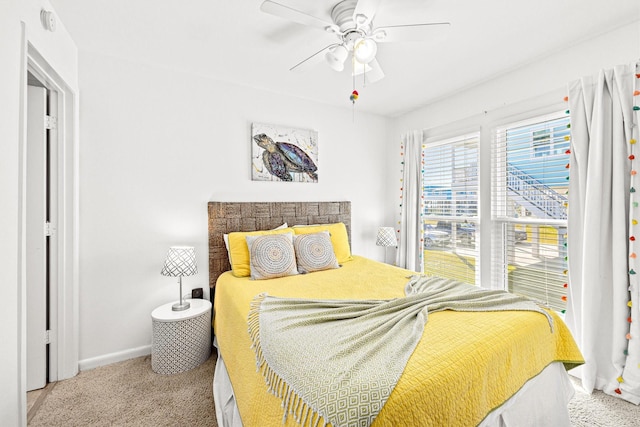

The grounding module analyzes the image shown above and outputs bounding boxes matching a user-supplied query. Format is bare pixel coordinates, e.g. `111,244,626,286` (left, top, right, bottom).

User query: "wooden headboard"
207,201,351,289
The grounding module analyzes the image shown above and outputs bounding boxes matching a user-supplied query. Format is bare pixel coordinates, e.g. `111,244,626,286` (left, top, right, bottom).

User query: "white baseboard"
78,345,152,371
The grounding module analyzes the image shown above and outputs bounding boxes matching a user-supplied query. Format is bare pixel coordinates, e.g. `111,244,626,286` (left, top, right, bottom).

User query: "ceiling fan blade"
290,44,339,72
363,58,385,83
373,22,451,43
261,1,337,32
353,58,385,84
353,0,383,27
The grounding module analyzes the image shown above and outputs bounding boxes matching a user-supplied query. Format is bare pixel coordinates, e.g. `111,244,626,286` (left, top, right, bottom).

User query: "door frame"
19,42,79,390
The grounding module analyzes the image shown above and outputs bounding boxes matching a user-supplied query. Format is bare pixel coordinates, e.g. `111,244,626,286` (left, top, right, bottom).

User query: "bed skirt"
212,339,574,427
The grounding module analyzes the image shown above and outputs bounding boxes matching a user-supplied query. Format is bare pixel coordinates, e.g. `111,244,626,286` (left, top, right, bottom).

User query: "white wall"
0,1,78,425
392,21,640,134
76,51,391,365
0,2,25,421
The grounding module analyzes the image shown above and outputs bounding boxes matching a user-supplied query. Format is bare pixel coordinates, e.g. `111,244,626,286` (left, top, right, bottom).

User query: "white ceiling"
51,0,640,117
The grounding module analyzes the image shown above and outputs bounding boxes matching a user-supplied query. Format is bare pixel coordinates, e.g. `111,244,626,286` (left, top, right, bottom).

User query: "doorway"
21,45,80,410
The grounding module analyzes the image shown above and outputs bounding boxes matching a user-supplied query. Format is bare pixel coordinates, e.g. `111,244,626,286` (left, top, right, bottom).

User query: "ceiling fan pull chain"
353,55,356,91
363,60,367,88
350,56,359,122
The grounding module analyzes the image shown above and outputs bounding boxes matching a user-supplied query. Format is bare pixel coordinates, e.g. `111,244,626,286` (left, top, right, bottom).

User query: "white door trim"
20,43,79,387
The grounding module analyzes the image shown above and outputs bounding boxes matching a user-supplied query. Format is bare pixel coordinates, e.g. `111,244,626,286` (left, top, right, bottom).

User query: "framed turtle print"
251,122,318,183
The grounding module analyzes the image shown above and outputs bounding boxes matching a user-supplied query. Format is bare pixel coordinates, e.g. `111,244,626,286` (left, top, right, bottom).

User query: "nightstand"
151,298,212,375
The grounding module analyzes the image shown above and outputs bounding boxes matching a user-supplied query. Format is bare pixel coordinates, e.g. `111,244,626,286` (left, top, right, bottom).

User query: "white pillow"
246,233,298,280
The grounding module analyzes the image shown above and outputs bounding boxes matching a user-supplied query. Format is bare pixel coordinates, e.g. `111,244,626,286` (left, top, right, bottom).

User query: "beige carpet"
29,353,217,427
28,352,640,426
568,376,640,427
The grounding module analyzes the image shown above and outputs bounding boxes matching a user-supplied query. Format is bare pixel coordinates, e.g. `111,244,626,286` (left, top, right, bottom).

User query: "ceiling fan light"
325,45,348,72
353,38,377,64
352,60,373,76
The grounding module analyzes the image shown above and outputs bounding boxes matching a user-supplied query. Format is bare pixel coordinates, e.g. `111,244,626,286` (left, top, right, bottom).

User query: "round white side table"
151,298,212,375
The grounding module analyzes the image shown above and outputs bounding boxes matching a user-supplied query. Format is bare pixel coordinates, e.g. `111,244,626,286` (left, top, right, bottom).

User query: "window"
492,112,570,312
422,133,479,285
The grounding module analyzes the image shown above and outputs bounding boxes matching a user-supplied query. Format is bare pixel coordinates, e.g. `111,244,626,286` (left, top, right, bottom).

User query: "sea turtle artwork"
253,134,318,182
251,124,319,183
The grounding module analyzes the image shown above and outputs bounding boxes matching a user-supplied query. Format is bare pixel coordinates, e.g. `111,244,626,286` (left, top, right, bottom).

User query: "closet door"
26,85,48,391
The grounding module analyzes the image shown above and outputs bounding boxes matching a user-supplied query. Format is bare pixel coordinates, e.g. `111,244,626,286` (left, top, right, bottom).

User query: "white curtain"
396,130,424,272
566,63,640,403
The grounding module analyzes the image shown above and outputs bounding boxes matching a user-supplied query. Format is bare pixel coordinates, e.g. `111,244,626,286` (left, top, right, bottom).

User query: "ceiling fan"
260,0,451,84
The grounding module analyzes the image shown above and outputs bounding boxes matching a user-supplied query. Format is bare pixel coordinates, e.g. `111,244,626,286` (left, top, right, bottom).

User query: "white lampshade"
326,45,349,72
161,246,197,311
353,38,377,64
376,227,397,247
161,246,197,277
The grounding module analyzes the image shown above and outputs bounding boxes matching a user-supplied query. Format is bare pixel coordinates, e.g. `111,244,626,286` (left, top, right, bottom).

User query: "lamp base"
172,301,191,311
384,246,396,266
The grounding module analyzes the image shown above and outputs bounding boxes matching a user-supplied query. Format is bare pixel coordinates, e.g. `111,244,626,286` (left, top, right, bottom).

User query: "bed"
208,201,583,427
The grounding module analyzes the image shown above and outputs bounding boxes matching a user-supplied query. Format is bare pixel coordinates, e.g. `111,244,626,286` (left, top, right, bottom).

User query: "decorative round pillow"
246,233,298,280
294,231,339,273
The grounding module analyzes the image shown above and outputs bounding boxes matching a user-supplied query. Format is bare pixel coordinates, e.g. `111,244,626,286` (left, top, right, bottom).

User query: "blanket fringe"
248,293,327,427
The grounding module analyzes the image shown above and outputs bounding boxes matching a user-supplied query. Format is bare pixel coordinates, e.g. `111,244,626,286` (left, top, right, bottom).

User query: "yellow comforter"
213,256,583,426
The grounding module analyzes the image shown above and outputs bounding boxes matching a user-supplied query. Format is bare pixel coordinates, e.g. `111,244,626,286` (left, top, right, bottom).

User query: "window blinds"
492,112,570,312
422,133,480,285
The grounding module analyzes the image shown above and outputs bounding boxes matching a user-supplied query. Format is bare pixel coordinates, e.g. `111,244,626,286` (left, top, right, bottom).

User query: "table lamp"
161,246,197,311
376,227,397,265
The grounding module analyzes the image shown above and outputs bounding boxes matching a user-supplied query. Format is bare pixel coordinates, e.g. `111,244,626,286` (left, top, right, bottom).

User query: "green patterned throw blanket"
247,275,553,427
